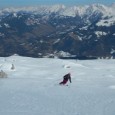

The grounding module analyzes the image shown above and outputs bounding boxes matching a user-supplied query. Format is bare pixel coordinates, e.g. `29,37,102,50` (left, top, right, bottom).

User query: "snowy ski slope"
0,55,115,115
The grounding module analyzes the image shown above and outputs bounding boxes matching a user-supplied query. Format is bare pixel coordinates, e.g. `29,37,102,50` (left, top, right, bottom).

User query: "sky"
0,0,115,8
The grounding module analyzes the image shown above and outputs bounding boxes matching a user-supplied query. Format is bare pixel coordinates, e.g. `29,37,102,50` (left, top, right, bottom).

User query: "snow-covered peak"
59,5,88,17
0,4,115,17
86,4,106,13
48,4,66,13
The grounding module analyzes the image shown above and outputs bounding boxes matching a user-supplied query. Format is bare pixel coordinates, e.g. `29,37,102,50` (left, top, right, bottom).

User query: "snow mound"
109,85,115,89
0,63,14,71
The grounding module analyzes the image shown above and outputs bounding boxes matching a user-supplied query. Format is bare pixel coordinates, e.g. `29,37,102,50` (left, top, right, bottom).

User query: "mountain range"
0,4,115,59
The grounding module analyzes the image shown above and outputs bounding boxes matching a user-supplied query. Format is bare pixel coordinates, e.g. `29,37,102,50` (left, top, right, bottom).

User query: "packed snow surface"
0,56,115,115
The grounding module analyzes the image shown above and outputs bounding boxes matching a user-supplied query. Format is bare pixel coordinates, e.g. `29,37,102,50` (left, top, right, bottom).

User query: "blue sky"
0,0,115,8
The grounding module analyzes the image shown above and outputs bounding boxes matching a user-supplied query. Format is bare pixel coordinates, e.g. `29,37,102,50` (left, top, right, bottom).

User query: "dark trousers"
59,79,68,85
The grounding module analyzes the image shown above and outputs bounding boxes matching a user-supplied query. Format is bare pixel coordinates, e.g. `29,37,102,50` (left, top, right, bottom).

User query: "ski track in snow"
0,56,115,115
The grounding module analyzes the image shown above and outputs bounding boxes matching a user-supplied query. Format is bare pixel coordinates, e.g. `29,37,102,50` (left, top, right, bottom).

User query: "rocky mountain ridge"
0,4,115,59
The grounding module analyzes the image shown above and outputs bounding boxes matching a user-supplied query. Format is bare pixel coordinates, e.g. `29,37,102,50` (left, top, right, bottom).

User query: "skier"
59,73,71,85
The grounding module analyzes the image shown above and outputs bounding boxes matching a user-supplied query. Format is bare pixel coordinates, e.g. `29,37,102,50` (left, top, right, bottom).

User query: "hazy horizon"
0,0,115,8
